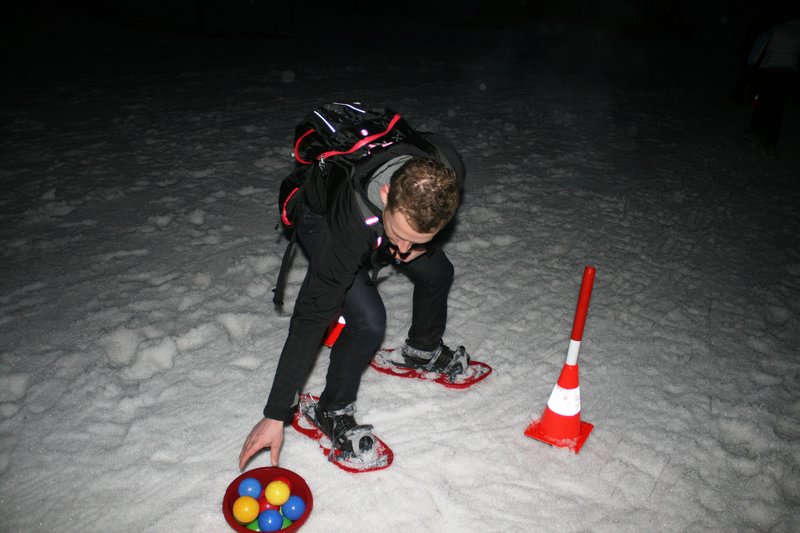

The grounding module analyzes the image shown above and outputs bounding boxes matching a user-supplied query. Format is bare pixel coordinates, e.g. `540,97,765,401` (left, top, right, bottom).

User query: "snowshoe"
291,394,393,473
371,344,492,389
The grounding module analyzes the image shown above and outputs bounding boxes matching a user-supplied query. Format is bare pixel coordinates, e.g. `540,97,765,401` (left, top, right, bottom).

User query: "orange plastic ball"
232,495,260,524
265,480,291,506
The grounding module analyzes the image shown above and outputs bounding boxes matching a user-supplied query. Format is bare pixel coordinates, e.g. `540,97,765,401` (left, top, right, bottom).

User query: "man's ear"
379,183,390,207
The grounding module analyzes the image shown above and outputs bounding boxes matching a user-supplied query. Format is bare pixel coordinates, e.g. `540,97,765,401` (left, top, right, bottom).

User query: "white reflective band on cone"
565,339,581,366
546,384,581,416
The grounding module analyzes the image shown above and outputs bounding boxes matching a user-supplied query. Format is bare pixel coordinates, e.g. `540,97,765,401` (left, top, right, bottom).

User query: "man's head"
378,157,460,257
381,157,460,232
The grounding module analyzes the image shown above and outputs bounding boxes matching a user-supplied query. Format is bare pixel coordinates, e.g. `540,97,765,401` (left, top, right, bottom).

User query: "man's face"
379,183,439,261
382,207,437,259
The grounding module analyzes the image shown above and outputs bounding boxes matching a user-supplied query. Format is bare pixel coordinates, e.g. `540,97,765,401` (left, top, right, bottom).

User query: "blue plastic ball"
281,495,306,521
258,509,283,532
238,477,263,499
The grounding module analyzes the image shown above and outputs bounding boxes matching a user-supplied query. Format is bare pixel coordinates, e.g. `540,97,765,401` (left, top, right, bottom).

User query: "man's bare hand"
239,417,284,469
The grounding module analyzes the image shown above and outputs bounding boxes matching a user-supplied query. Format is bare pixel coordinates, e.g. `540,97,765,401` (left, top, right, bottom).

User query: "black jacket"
263,133,465,421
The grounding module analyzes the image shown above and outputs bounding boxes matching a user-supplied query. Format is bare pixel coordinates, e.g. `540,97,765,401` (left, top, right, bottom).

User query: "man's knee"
421,253,454,287
346,307,386,347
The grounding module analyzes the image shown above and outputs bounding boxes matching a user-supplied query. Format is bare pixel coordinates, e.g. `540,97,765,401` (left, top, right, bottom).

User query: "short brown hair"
386,158,460,233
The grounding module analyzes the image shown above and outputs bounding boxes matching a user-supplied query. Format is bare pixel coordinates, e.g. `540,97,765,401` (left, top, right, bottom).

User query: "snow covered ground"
2,17,799,532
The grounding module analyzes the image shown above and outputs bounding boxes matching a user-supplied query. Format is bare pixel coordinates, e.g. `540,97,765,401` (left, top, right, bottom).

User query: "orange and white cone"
323,315,346,348
525,266,595,453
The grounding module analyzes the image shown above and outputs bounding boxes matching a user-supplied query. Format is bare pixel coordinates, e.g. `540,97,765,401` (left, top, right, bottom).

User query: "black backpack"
272,102,431,310
277,102,418,230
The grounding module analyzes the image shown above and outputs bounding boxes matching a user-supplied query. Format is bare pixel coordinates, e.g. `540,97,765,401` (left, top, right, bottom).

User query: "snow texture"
1,18,799,533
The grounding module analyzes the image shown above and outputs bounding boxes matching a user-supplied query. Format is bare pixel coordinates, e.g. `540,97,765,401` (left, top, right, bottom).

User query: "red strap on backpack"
293,113,403,165
281,187,302,227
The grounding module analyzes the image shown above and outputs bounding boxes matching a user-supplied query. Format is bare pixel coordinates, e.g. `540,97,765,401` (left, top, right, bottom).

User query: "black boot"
401,341,470,378
313,402,375,456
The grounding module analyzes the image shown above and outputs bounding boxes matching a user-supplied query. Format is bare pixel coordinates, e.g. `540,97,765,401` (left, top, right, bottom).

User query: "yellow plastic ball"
232,495,260,524
265,480,291,506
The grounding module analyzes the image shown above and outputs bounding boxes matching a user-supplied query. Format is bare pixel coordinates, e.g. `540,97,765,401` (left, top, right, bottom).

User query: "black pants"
749,68,797,149
297,208,454,411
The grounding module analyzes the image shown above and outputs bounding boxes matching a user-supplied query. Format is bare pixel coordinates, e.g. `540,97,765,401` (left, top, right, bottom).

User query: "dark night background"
4,1,800,126
4,1,800,62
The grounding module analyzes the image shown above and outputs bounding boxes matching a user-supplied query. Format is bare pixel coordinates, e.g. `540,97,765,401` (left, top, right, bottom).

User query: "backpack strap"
272,228,297,311
355,190,383,238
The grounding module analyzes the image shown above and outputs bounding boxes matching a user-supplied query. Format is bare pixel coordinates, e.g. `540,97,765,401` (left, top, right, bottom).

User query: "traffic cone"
323,315,346,348
525,266,596,453
524,361,593,453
